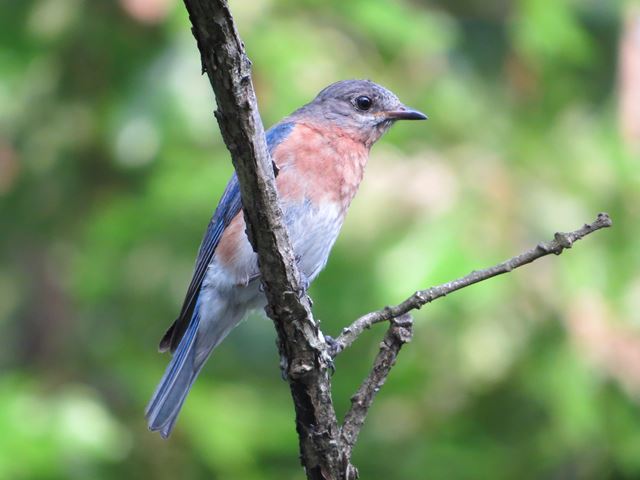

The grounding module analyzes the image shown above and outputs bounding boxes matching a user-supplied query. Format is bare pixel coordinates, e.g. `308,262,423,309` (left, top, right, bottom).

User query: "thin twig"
341,314,414,472
332,213,613,356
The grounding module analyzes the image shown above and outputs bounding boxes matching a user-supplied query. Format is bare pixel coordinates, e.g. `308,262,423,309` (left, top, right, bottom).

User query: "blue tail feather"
146,305,202,438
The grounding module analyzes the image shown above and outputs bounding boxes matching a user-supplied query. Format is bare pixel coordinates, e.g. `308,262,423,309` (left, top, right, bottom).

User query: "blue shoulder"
266,122,295,155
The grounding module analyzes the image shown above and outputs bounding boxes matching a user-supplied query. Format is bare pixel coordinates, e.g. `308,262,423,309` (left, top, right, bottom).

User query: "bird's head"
297,79,427,148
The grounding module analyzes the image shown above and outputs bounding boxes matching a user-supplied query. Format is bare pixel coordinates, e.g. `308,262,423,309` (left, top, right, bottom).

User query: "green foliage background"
1,0,639,478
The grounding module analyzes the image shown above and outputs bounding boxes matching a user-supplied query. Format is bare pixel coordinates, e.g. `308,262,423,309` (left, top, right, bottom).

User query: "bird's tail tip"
146,315,201,438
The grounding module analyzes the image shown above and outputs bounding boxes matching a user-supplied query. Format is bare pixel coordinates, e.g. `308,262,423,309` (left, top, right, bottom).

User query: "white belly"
284,200,343,283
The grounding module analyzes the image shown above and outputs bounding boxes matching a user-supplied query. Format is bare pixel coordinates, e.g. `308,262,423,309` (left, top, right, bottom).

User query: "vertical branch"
181,1,347,478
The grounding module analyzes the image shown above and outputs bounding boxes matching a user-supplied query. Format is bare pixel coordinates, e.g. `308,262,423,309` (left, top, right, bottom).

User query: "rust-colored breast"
272,123,369,212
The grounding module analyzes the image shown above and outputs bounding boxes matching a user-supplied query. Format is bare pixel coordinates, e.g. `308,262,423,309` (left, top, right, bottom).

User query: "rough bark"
182,1,345,478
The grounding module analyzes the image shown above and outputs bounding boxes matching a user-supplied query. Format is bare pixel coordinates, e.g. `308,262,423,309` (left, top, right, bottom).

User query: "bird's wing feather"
159,121,295,352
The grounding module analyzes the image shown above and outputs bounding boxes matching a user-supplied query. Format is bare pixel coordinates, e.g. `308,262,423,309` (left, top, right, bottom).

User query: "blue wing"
159,121,295,352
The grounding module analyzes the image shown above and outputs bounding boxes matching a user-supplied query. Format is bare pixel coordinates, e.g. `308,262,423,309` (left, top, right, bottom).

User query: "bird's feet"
293,256,311,302
323,334,341,362
298,272,311,302
325,353,336,376
320,332,338,375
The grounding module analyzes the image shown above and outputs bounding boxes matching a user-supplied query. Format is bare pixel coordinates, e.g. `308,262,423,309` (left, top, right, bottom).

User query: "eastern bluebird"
146,79,427,437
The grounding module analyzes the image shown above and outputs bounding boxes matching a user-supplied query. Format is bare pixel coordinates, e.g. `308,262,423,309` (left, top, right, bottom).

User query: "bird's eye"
355,96,373,111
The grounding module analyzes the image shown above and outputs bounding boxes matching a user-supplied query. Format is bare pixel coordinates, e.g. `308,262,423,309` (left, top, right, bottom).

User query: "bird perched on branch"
146,79,427,437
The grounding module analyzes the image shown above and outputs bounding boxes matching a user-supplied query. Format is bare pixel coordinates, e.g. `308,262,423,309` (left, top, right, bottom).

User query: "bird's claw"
324,334,341,358
301,274,310,293
296,271,311,304
323,334,339,374
292,254,310,297
326,355,336,376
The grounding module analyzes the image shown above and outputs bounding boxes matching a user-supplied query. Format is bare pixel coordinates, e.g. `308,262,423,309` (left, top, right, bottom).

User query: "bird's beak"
385,105,428,121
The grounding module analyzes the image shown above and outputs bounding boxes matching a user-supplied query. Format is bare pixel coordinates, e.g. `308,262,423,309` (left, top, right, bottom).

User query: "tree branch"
341,314,414,460
181,1,345,478
332,213,613,356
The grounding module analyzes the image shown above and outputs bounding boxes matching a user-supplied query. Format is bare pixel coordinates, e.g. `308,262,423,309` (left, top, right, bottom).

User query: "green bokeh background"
2,0,639,478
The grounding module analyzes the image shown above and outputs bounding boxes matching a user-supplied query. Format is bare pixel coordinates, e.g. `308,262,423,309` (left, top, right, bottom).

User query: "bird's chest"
333,149,369,210
275,129,370,213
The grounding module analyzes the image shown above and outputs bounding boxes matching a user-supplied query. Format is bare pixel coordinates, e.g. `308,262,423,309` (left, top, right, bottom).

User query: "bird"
146,79,427,438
